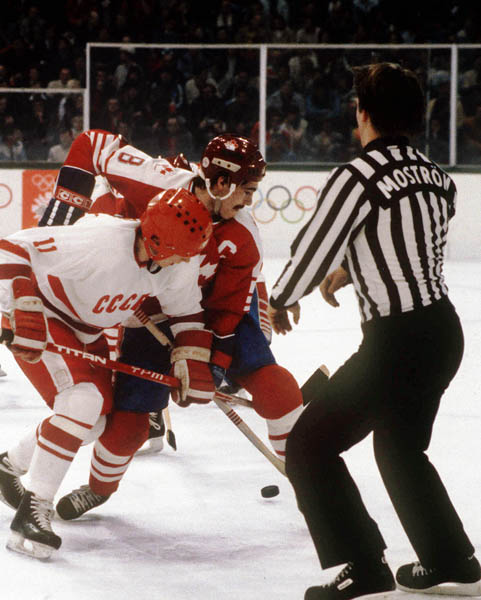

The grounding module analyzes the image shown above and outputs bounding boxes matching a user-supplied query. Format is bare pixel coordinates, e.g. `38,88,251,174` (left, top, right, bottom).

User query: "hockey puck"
261,485,280,498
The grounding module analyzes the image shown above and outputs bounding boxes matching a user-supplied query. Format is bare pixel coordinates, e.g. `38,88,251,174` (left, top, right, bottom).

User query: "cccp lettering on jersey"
92,293,150,314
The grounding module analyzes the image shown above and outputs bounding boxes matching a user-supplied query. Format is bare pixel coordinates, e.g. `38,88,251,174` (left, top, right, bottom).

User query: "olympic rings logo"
31,173,56,192
0,184,12,209
250,185,319,224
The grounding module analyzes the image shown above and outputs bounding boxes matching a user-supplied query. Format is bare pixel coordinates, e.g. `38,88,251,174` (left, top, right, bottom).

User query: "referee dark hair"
268,62,481,600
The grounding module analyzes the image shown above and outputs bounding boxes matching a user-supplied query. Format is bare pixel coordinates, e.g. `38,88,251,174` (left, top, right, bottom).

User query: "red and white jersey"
0,214,203,344
56,130,265,338
200,209,263,337
80,131,196,218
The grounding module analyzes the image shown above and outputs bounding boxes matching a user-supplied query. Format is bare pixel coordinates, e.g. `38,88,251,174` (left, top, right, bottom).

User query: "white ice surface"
0,258,479,600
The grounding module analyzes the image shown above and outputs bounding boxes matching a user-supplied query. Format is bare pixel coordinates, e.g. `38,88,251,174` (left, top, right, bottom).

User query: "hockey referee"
268,62,481,600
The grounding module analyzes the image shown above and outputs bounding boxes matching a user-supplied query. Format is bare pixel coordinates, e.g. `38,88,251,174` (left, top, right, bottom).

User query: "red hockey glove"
10,277,48,363
170,329,215,407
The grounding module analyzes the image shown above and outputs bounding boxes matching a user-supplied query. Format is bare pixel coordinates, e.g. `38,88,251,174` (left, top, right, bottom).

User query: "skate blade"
397,581,481,596
6,531,55,560
356,592,396,599
135,437,164,456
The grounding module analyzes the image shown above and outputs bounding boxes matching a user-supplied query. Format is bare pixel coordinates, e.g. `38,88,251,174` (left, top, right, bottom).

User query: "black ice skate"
7,490,61,560
305,559,395,600
396,555,481,596
56,484,110,520
136,411,165,455
0,451,26,510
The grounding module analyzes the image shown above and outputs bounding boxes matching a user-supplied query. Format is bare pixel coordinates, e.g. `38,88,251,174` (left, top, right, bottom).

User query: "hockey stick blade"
162,408,177,450
302,364,329,405
166,429,177,451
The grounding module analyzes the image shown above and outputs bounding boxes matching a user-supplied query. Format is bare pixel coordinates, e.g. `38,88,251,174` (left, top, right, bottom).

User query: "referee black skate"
268,62,480,599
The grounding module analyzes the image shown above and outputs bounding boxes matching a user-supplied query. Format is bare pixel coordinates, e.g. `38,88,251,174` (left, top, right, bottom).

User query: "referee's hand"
319,266,350,307
268,302,300,335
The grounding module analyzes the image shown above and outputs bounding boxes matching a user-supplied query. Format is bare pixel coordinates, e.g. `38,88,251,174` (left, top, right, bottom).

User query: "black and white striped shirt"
270,137,456,322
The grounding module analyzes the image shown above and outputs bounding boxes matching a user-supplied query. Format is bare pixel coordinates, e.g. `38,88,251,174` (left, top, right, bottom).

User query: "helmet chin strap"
205,178,236,215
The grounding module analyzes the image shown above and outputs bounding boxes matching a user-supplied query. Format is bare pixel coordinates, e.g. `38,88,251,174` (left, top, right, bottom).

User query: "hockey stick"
135,310,286,476
216,363,330,409
213,395,286,476
162,407,177,450
133,309,177,449
45,342,178,387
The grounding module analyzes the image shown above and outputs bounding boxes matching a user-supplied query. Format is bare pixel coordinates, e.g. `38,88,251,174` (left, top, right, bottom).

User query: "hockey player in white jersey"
0,188,214,559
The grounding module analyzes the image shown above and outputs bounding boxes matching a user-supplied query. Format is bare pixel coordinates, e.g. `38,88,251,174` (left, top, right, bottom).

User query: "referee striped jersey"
270,136,456,322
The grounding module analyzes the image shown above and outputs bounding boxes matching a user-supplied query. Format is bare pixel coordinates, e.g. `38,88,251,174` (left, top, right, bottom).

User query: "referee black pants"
286,296,474,570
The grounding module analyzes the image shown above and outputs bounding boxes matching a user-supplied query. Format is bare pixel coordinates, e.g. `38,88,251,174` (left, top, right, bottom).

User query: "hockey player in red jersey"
0,189,214,558
6,129,304,520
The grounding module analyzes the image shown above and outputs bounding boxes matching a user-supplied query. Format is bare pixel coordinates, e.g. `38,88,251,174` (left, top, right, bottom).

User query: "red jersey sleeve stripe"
0,263,32,280
48,274,82,320
0,239,30,261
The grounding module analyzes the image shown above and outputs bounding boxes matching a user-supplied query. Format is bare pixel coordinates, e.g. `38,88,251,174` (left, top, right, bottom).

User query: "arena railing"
2,44,481,169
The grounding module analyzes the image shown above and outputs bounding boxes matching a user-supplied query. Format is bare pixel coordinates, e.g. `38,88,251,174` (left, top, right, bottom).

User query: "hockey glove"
170,329,215,407
10,277,48,363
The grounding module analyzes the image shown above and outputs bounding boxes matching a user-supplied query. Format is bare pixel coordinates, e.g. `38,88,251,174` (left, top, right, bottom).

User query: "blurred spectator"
278,104,309,159
184,68,218,105
0,126,27,161
311,118,346,161
266,50,291,96
266,132,295,162
196,117,227,154
305,74,341,128
289,53,317,93
0,95,16,135
296,17,320,43
117,120,132,142
220,68,258,103
216,1,240,35
156,115,194,158
47,128,73,162
266,79,306,118
23,97,53,160
224,88,259,136
27,67,43,88
188,83,225,144
425,117,449,164
97,97,124,133
460,55,481,89
90,67,116,120
426,73,464,148
19,4,47,46
47,67,80,89
44,37,76,82
0,65,9,87
459,101,481,163
59,92,83,131
150,68,184,119
70,114,84,139
270,14,295,43
113,47,140,91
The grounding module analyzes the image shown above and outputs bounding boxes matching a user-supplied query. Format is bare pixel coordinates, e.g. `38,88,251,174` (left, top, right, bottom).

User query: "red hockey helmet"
200,134,266,199
140,188,213,261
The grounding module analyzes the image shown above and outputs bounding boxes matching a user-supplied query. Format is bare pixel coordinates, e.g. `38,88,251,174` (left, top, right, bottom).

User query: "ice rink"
0,258,479,600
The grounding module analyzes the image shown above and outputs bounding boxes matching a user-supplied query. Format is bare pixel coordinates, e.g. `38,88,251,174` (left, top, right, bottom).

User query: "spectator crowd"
2,0,481,164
